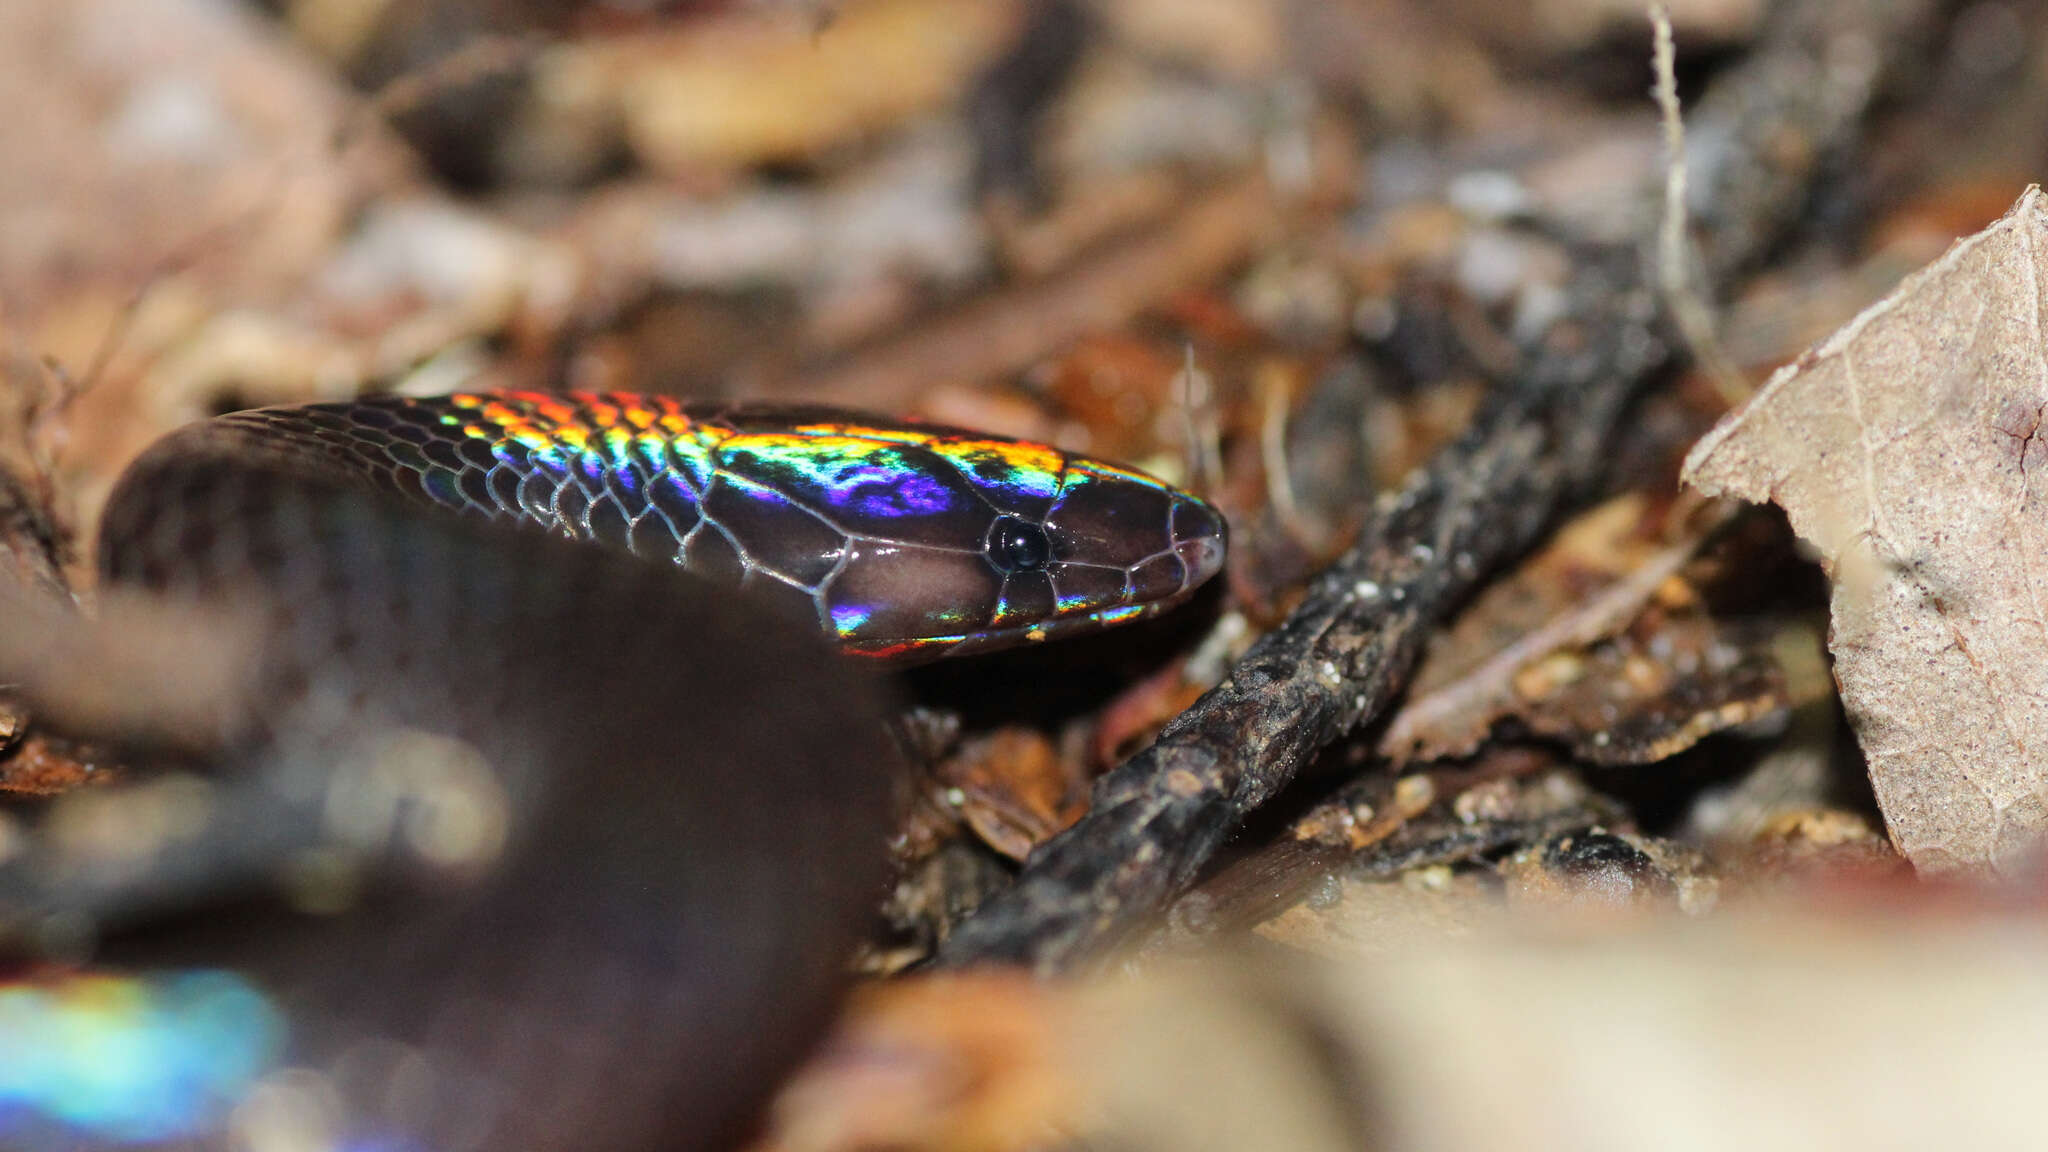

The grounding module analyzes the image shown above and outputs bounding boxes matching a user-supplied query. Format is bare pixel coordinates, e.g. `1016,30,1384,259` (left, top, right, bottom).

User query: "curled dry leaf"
1382,495,1800,767
1684,186,2048,874
934,728,1087,862
1381,496,1672,762
1511,619,1794,766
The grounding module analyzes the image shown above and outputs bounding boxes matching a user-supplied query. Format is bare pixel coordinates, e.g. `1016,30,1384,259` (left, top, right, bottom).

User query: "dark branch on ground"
936,0,1943,973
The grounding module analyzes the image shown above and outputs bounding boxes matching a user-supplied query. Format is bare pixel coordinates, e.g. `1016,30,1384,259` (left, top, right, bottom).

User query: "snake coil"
0,393,1225,1150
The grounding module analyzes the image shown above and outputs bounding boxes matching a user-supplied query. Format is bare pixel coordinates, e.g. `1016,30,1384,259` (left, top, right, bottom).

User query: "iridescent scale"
0,972,284,1146
208,392,1228,661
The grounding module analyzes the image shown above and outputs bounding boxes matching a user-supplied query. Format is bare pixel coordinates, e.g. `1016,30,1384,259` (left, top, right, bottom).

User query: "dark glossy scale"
153,391,1229,663
13,444,900,1152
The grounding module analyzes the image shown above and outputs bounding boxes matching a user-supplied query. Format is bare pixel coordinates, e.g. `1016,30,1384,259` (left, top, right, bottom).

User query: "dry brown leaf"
1507,616,1798,766
1684,185,2048,874
1384,487,1785,758
934,728,1086,862
602,0,1021,175
0,0,407,335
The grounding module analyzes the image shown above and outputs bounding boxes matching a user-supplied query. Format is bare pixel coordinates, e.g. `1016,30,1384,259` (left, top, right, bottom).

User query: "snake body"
0,393,1227,1151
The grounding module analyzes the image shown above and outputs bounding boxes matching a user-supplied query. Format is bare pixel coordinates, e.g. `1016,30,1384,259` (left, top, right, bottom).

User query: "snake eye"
987,516,1051,573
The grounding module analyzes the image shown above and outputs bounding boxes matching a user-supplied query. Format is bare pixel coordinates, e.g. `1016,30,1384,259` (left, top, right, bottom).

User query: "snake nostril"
1170,498,1227,585
1178,535,1226,587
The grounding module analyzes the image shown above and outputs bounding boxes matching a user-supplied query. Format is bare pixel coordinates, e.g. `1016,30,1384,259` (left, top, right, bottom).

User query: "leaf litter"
1686,186,2048,874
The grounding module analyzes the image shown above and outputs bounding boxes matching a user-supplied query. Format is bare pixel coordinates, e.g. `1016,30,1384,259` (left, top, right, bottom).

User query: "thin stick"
1650,3,1750,409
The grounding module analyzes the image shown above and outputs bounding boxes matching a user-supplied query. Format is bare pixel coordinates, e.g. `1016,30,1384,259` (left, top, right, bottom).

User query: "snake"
0,391,1227,1151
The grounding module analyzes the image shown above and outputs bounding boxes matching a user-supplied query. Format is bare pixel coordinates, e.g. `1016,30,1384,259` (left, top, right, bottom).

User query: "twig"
1176,344,1224,500
936,0,1940,972
1650,3,1749,408
1256,364,1315,545
338,33,543,153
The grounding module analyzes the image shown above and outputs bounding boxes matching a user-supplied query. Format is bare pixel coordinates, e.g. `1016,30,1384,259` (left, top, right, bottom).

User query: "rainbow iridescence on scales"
0,971,284,1147
215,392,1228,661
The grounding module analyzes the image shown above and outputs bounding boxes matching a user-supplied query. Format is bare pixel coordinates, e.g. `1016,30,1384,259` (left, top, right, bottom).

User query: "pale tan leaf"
1684,185,2048,874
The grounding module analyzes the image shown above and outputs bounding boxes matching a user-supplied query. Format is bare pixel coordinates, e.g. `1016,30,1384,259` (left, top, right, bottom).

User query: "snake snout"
1170,495,1227,591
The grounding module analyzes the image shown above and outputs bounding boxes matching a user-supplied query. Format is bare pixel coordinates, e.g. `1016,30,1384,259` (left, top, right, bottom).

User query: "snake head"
659,406,1227,663
744,428,1228,664
170,394,1229,666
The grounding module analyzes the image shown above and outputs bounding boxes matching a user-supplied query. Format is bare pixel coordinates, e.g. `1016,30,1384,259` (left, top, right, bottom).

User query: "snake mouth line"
831,488,1227,664
840,555,1225,665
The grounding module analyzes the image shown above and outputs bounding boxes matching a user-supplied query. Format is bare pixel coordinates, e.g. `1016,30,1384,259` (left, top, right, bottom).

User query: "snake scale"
0,391,1227,1151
